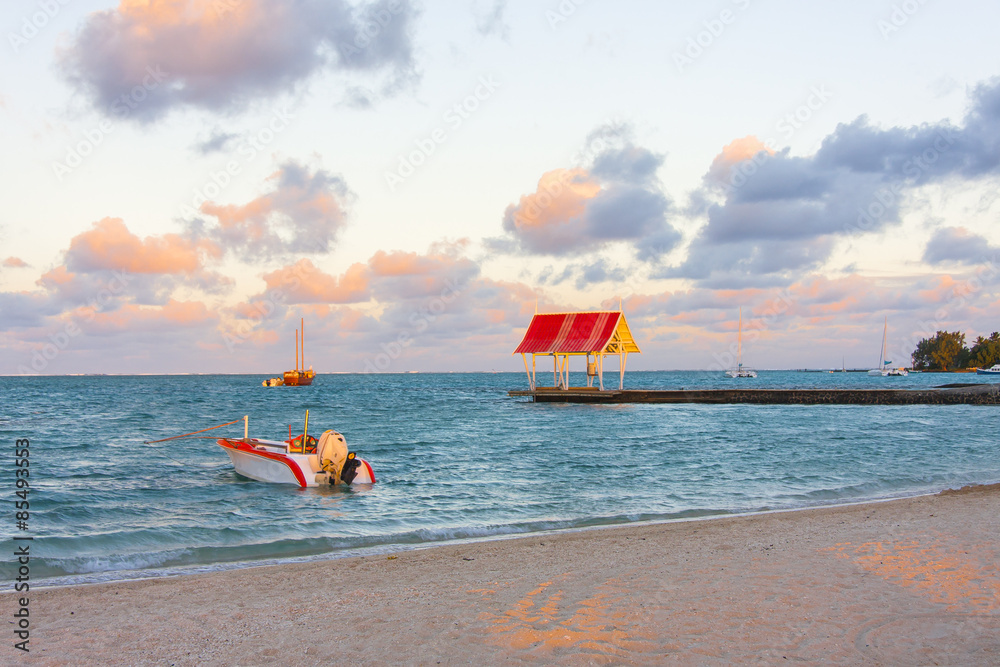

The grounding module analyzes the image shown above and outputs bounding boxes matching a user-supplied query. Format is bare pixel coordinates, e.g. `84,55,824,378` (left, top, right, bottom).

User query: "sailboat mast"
737,307,742,367
295,328,299,372
880,316,887,368
300,317,305,372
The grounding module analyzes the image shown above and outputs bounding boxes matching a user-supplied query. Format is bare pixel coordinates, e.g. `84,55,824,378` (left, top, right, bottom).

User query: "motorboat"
216,413,374,488
976,364,1000,375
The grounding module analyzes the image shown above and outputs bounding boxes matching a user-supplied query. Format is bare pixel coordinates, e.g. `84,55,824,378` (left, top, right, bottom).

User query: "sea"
2,370,999,588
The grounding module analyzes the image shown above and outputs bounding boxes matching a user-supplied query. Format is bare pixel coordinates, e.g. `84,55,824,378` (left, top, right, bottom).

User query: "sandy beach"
19,485,1000,665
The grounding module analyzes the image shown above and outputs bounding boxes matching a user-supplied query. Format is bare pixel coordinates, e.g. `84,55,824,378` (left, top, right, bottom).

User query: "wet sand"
22,485,1000,665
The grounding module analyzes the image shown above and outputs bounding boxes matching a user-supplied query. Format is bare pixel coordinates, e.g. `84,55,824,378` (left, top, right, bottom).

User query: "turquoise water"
2,371,999,587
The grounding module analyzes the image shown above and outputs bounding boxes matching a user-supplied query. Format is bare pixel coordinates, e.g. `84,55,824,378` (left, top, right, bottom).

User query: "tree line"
911,331,1000,371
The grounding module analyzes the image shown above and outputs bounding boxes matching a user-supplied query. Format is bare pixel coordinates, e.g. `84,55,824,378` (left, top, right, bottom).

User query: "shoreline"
20,484,972,591
24,484,1000,664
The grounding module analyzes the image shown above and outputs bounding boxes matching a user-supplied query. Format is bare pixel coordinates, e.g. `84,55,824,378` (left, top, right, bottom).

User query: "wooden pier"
509,384,1000,405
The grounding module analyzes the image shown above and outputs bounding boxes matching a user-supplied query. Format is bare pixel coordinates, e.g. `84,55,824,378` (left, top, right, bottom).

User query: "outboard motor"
340,452,361,484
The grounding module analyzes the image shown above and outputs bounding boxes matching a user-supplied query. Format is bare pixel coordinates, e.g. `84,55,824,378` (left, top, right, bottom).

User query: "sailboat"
726,308,757,378
262,317,316,387
868,317,908,377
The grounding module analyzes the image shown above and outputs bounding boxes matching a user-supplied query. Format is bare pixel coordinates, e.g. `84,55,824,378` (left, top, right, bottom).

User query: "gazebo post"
619,348,625,390
521,353,533,390
553,355,558,388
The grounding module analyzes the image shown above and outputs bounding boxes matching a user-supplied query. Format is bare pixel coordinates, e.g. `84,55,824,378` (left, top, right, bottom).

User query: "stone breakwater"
509,383,1000,405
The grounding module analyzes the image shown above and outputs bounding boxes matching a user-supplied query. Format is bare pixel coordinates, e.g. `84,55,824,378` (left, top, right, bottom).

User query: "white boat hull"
217,438,375,488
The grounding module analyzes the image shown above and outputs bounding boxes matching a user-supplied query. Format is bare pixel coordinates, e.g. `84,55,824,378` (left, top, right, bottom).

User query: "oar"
143,418,242,444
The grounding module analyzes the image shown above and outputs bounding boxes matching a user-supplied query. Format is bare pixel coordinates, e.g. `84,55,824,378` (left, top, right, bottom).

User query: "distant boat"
976,364,1000,375
263,317,315,387
726,307,757,378
868,317,908,377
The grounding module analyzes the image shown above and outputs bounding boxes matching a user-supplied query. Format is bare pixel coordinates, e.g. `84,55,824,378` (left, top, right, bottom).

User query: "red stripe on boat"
217,439,308,488
362,459,376,484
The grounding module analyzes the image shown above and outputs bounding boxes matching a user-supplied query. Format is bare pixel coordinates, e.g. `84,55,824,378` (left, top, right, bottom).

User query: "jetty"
508,307,1000,405
509,384,1000,405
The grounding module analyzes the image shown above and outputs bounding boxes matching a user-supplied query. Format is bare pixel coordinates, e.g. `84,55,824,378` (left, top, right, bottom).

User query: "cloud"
675,77,1000,287
193,160,351,260
498,136,678,259
474,0,510,41
81,299,216,335
0,291,62,328
195,130,239,154
261,259,370,304
3,257,29,268
65,217,221,274
368,241,481,301
923,227,1000,265
248,240,479,309
703,136,775,187
58,0,419,121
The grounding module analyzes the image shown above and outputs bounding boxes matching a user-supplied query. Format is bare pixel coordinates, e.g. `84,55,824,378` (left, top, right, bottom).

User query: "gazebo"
512,310,641,391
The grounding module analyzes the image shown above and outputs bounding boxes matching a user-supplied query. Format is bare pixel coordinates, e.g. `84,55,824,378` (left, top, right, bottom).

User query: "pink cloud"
498,136,678,260
84,298,215,334
3,257,29,268
918,275,972,304
705,135,774,186
66,217,220,274
261,258,370,304
36,265,76,288
501,169,602,253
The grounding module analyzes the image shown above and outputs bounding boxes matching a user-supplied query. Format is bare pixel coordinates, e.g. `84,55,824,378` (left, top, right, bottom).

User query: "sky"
1,0,999,375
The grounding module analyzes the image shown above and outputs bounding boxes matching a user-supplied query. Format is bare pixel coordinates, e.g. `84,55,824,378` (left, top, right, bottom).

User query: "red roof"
513,312,627,354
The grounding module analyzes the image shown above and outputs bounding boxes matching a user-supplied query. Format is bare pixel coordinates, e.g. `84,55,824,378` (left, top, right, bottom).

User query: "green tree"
911,331,968,370
969,332,1000,368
